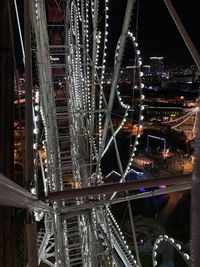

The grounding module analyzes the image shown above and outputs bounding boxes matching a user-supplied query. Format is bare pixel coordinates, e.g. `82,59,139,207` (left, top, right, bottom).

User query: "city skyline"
108,0,200,68
15,1,200,73
138,0,199,68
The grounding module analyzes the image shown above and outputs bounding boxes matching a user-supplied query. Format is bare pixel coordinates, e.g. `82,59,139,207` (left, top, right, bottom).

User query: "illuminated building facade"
150,56,164,77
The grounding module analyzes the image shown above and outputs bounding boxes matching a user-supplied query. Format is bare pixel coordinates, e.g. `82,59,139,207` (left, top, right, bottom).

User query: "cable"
14,0,25,64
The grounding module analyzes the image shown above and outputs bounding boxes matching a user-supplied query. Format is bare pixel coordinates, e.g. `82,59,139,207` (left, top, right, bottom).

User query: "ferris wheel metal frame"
1,0,199,266
30,0,145,266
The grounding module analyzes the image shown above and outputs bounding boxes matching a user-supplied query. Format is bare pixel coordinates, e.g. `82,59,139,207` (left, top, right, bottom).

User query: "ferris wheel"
7,0,195,266
29,0,146,266
33,1,144,203
10,0,193,266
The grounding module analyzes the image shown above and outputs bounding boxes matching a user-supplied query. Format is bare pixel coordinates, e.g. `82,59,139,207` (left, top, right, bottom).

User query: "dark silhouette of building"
150,56,164,77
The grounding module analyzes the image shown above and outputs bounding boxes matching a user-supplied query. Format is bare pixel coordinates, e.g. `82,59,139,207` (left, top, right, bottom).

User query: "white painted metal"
31,0,139,266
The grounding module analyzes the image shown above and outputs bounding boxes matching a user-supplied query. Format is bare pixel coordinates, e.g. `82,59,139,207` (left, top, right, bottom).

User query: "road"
133,154,193,179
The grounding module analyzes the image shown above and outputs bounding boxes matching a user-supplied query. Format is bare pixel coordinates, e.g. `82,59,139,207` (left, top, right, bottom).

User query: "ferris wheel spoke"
100,0,135,154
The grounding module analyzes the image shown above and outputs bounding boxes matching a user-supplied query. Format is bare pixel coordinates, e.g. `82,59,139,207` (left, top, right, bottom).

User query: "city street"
133,154,193,180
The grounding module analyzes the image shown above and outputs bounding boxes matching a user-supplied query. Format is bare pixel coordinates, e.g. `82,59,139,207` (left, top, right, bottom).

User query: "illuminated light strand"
152,235,190,267
89,135,98,162
70,2,76,36
33,91,40,150
98,89,103,149
74,18,82,107
99,0,110,148
70,5,80,108
107,208,138,267
163,111,194,124
73,3,85,109
64,78,82,186
192,111,197,135
90,0,100,129
88,60,109,157
171,111,196,129
79,2,88,112
76,0,82,21
95,32,101,67
114,39,120,67
32,0,56,193
102,31,145,167
76,5,86,110
90,31,101,124
95,32,103,145
40,103,56,192
122,31,145,178
112,40,129,147
100,0,109,85
40,110,53,192
85,0,91,112
34,0,39,21
32,92,42,200
116,85,130,109
91,0,95,20
69,24,81,110
92,137,98,160
97,165,103,185
102,109,129,157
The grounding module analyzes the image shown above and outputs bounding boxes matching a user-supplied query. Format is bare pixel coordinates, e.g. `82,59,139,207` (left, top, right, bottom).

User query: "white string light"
107,208,139,267
98,0,110,149
152,235,190,267
102,31,146,178
122,31,145,178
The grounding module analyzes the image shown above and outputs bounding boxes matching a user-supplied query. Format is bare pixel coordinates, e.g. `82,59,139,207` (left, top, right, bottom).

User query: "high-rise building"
149,56,164,76
142,65,151,76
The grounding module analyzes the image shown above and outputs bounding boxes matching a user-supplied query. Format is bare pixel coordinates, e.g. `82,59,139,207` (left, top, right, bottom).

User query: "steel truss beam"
163,0,200,68
163,2,200,267
0,173,51,212
45,173,191,201
101,0,136,154
57,183,190,215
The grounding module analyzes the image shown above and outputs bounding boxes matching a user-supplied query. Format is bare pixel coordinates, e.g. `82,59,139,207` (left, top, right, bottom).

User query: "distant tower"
149,56,164,76
142,65,150,76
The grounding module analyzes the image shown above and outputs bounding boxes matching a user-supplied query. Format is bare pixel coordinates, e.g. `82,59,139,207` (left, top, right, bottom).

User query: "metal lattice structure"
1,0,199,266
30,0,143,266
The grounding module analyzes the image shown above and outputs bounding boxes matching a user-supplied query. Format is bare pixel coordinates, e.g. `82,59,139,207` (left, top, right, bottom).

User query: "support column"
24,1,38,266
128,201,141,267
163,1,200,266
26,223,38,267
163,0,200,68
0,0,15,266
25,0,34,186
192,98,200,267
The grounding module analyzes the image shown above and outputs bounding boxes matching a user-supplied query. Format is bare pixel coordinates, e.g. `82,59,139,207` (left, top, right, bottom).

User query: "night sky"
138,0,200,68
109,0,200,69
15,0,200,72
